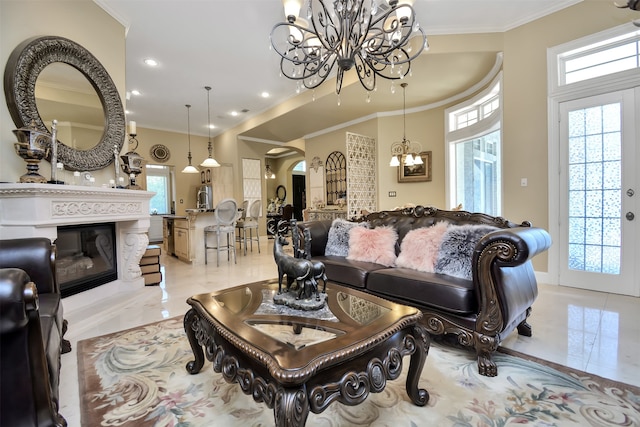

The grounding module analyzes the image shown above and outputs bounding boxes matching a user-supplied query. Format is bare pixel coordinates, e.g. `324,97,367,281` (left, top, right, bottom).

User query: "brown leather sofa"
0,238,69,427
293,206,552,377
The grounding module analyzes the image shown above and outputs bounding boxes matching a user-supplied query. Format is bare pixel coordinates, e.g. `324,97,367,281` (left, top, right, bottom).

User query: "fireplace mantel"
0,183,154,289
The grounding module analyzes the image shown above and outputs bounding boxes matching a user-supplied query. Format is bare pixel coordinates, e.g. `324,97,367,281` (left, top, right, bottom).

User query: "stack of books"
140,245,162,286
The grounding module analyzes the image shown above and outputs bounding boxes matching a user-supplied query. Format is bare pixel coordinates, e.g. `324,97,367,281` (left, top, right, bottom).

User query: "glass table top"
188,279,419,370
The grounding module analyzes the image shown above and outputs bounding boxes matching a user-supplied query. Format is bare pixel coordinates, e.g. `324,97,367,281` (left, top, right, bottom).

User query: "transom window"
448,81,500,132
554,26,640,88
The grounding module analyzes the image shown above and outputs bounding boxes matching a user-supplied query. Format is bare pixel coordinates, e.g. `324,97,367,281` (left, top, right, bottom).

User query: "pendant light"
181,104,199,174
390,83,423,167
200,86,220,167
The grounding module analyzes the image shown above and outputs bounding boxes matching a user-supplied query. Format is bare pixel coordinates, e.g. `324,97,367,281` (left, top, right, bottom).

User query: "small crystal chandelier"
265,163,276,179
270,0,428,95
389,82,422,167
181,104,199,174
200,86,220,168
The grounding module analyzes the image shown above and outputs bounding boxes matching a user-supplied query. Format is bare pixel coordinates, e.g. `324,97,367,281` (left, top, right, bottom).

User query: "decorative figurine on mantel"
13,120,50,183
120,121,144,189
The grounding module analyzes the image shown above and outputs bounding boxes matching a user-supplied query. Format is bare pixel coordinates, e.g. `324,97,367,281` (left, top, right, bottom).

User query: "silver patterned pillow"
325,218,368,256
434,224,498,280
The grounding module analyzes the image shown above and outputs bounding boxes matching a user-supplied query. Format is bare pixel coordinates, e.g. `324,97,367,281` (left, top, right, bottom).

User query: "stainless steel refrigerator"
195,185,213,210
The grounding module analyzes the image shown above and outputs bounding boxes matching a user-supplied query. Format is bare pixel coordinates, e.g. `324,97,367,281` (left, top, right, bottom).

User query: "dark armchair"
0,238,68,427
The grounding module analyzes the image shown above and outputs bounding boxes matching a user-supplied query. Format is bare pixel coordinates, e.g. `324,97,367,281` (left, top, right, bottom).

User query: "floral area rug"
77,316,640,427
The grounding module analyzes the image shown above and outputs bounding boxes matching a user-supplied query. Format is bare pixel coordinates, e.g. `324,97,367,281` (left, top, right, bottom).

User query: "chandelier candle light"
389,82,422,167
181,104,199,174
265,163,276,179
270,0,428,95
200,86,220,168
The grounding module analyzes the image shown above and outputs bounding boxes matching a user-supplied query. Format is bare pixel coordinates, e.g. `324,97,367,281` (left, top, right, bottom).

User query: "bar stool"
235,200,249,250
238,199,261,255
204,198,237,266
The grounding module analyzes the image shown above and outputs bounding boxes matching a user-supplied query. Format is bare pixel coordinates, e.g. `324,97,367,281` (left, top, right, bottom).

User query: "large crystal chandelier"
270,0,428,95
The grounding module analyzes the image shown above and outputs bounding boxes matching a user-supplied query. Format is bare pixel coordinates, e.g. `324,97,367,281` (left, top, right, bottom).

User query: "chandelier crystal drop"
270,0,428,95
389,82,422,167
200,86,220,168
181,104,199,174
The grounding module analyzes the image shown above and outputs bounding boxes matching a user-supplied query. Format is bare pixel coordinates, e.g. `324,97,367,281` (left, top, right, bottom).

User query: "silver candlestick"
48,119,64,184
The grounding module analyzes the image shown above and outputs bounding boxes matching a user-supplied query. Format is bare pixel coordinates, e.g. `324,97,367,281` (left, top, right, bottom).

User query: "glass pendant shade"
200,156,220,168
181,164,199,173
200,86,220,168
389,156,400,167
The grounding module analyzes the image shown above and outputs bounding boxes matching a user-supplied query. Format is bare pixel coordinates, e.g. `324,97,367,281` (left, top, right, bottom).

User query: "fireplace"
56,222,118,297
0,183,153,293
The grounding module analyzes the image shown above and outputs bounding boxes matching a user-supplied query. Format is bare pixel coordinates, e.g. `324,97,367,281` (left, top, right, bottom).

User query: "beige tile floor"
58,239,640,426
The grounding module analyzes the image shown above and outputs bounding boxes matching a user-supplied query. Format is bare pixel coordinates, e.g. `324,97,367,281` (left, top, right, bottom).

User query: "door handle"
626,212,635,221
627,189,635,197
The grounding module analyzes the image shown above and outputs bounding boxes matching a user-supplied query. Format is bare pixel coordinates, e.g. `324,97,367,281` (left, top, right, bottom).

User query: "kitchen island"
163,210,218,264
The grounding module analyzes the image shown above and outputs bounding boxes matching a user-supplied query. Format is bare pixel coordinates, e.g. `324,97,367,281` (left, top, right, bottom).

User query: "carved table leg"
405,324,430,406
274,386,309,427
184,308,205,374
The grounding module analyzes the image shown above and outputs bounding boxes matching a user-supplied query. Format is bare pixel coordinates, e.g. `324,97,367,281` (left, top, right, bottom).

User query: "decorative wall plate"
150,144,170,163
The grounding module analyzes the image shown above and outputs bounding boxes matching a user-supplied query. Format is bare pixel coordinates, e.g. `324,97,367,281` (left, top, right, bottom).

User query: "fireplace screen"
56,223,117,297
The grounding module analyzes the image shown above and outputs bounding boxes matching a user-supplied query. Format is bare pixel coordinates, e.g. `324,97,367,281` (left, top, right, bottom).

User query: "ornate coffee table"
184,279,430,426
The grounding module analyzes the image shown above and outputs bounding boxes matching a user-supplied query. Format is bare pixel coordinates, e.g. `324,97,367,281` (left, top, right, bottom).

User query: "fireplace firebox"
56,223,117,297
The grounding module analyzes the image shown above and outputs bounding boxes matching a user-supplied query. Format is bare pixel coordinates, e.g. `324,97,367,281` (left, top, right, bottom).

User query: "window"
558,29,640,86
548,24,640,95
446,75,502,216
145,165,171,214
293,160,306,173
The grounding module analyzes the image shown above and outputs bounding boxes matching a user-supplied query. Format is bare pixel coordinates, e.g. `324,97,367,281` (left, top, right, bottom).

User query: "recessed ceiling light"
230,111,239,116
208,124,215,129
144,58,158,67
261,91,270,98
131,90,141,96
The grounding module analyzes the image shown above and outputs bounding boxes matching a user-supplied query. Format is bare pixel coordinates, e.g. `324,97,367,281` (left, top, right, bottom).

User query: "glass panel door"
558,89,638,296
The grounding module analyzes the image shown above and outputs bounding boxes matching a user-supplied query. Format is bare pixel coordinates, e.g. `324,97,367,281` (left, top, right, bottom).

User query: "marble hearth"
0,183,154,289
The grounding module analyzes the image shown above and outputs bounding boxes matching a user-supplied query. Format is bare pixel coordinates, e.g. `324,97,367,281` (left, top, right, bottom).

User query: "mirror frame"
4,36,125,171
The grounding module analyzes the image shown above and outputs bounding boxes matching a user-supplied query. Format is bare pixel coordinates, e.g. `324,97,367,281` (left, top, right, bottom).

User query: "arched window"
445,74,502,215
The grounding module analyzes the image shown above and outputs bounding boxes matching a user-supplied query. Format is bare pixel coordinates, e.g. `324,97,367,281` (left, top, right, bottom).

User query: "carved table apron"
184,279,430,427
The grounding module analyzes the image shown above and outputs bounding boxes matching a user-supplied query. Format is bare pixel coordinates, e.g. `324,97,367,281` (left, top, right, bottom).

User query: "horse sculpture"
273,232,318,299
291,219,327,293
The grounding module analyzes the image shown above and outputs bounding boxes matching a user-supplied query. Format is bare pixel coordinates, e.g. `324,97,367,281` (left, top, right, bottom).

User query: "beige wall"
2,0,637,272
1,0,125,184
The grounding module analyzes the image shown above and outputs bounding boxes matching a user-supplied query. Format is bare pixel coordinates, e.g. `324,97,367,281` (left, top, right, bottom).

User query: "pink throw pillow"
396,222,449,273
347,226,398,267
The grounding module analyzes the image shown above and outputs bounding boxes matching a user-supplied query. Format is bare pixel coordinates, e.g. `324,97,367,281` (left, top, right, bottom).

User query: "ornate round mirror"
4,36,125,171
276,185,287,201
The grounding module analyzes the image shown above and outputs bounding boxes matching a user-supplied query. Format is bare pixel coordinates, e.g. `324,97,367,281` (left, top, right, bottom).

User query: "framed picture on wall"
398,151,432,183
200,170,205,184
206,169,211,183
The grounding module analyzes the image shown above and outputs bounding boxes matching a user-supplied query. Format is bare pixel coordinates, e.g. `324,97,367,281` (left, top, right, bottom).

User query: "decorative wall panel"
346,132,377,218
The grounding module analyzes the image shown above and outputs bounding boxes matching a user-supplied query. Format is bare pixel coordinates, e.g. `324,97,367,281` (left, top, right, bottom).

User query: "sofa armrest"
295,220,333,258
0,238,58,295
472,226,552,337
0,268,38,334
475,226,552,268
